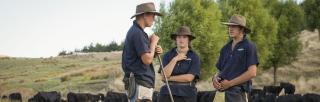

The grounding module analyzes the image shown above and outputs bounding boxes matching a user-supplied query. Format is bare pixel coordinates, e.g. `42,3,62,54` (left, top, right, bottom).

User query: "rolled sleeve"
187,55,201,80
133,33,150,57
246,43,259,68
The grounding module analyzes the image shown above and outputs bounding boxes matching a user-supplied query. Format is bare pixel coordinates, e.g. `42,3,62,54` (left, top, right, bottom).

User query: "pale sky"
0,0,172,58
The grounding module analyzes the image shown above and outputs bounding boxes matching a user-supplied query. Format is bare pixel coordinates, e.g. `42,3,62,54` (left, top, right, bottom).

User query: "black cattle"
197,91,216,102
276,94,303,102
67,92,104,102
104,91,127,102
280,82,295,95
152,91,159,102
28,91,62,102
1,95,8,99
303,93,320,102
263,85,283,96
248,88,265,102
9,92,22,102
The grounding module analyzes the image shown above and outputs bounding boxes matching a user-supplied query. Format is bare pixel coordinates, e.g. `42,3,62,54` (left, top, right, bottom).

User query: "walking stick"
157,54,175,102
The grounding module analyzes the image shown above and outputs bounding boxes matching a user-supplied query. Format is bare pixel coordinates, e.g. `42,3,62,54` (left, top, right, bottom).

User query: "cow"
276,94,303,102
28,91,62,102
197,91,216,102
104,91,127,102
1,95,8,99
248,88,265,102
67,92,104,102
263,85,283,96
303,93,320,102
152,91,159,102
9,92,22,102
280,82,295,95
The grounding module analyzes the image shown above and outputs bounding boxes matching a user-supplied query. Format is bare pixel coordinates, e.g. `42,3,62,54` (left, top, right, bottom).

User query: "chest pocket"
173,59,192,75
234,47,247,64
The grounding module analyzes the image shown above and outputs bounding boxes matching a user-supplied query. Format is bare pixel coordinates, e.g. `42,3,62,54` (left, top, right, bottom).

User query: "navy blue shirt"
122,20,155,88
160,48,201,96
216,38,259,92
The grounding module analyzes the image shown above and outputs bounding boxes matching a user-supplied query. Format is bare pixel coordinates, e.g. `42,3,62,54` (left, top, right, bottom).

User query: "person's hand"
155,45,163,54
173,53,187,62
150,34,159,45
220,80,234,91
212,76,222,91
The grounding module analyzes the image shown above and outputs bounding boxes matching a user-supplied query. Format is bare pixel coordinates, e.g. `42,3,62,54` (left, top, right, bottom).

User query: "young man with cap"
122,2,162,102
158,26,200,102
212,14,259,102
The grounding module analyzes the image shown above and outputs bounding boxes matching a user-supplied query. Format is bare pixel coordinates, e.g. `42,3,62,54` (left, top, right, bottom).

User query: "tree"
155,0,227,79
218,0,279,69
263,0,304,85
301,0,320,40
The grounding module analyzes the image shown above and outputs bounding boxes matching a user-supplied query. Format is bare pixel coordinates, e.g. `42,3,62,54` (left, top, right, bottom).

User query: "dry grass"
252,30,320,94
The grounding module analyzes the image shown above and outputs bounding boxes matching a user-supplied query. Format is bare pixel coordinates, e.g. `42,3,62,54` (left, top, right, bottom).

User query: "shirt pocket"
234,48,246,62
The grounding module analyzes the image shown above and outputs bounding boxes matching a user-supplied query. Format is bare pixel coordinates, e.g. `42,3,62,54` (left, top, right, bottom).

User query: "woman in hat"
158,26,200,102
212,14,259,102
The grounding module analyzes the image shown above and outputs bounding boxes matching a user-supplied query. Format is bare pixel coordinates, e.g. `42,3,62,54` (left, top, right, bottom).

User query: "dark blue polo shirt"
122,20,155,88
216,38,259,92
159,48,201,96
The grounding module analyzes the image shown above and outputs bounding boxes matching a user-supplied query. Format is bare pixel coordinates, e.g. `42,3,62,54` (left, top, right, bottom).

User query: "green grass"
0,53,121,97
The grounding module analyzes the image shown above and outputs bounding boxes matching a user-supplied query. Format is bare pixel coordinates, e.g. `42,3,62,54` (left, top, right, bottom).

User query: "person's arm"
161,53,187,77
161,57,178,77
140,34,159,65
221,65,257,90
141,42,157,65
212,72,222,90
230,65,256,84
166,74,195,82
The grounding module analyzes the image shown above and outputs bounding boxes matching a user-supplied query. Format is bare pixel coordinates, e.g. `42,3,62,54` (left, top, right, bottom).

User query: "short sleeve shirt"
216,38,259,92
122,20,155,88
159,48,201,96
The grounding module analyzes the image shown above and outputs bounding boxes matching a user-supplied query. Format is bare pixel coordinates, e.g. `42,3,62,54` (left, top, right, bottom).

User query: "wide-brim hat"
171,26,196,40
222,14,251,34
130,2,162,19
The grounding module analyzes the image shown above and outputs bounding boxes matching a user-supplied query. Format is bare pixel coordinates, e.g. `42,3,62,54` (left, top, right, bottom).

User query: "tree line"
58,41,123,56
155,0,320,82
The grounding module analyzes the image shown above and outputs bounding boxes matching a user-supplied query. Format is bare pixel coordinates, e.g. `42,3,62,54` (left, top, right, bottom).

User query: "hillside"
252,30,320,94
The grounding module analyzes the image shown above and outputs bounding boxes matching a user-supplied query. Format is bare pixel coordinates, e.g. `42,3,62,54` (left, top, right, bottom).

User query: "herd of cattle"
1,82,319,102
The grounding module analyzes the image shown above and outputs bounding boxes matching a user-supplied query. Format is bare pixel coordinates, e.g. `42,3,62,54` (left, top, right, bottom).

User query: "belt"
167,81,195,86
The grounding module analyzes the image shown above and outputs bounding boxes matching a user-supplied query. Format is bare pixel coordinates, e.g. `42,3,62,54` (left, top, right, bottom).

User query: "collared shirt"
216,38,259,92
160,48,201,96
122,20,155,88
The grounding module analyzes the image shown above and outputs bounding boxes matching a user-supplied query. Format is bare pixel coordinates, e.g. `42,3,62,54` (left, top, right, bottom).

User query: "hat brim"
130,11,162,19
170,33,196,41
222,22,251,34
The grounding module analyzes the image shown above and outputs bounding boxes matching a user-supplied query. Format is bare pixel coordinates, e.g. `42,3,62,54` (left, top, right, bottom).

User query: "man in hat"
212,14,259,102
122,2,162,102
158,26,200,102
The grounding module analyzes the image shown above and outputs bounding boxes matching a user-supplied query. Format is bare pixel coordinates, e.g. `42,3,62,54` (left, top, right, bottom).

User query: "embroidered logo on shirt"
237,48,244,51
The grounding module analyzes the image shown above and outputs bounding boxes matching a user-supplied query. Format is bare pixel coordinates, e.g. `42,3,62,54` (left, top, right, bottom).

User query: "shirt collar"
171,47,194,56
133,20,148,37
227,38,248,46
133,20,144,31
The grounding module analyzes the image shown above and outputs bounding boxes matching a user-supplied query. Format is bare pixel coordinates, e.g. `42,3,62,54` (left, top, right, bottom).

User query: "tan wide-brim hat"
222,14,251,34
130,2,162,19
171,26,196,41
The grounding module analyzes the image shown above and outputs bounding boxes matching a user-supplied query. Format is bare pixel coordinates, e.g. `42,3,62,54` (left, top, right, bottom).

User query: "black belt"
167,81,195,86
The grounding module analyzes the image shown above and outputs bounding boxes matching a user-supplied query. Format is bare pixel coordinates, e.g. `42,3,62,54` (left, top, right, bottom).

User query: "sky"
0,0,172,58
0,0,304,58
